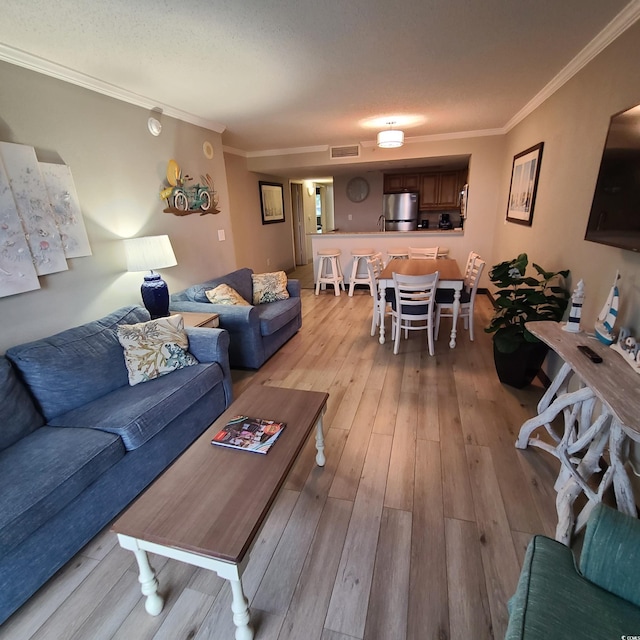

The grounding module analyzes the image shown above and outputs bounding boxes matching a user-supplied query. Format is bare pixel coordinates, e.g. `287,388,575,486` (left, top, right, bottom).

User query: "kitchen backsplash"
419,209,462,229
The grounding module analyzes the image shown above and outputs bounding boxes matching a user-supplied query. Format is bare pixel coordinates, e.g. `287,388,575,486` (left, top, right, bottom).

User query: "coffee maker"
438,213,453,230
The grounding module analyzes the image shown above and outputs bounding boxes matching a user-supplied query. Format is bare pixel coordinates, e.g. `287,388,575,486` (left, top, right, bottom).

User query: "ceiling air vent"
330,144,360,159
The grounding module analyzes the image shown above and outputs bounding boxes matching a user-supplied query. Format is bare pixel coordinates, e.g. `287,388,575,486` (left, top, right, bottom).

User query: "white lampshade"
377,128,405,148
124,235,177,272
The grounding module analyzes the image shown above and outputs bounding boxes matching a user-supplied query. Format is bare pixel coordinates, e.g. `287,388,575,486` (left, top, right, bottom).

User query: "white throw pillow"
205,283,251,306
116,315,198,386
252,271,290,305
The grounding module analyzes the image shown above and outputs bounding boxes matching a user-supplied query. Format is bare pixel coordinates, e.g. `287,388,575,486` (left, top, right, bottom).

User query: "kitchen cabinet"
419,171,462,210
419,174,439,208
385,169,465,210
437,171,460,208
383,173,419,193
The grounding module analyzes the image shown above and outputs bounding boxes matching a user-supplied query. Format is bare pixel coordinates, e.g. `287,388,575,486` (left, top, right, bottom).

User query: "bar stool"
348,248,376,296
315,248,345,296
386,248,409,266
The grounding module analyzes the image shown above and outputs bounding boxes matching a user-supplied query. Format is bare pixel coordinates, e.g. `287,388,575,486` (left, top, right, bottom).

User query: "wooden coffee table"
112,385,328,640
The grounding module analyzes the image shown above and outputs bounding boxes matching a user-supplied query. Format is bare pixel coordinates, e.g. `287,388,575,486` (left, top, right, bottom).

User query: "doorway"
290,182,306,266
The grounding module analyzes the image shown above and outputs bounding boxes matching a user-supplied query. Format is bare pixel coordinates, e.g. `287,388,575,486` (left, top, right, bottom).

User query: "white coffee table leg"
315,414,326,467
229,578,253,640
133,548,164,615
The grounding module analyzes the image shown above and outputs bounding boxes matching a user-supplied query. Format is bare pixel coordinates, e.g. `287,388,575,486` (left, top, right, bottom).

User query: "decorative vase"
141,273,170,319
492,340,549,389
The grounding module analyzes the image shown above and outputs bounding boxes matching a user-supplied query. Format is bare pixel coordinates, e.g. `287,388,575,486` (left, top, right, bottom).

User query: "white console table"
516,321,640,545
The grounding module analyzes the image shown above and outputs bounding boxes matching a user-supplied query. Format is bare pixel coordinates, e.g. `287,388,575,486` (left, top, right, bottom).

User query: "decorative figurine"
595,270,620,345
610,326,640,375
562,279,584,333
159,159,219,216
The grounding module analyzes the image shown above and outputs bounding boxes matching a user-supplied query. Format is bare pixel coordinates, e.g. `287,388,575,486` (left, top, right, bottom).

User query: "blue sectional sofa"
170,268,302,369
0,305,232,624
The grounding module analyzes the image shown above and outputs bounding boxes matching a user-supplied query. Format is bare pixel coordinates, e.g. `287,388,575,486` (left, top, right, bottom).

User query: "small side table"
175,311,220,329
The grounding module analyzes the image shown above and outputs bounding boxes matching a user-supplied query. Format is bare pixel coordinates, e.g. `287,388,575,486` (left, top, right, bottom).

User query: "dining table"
377,258,464,349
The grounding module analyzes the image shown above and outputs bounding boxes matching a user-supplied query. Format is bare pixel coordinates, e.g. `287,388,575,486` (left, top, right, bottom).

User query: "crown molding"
222,146,248,157
242,129,505,158
504,0,640,131
359,127,506,148
0,44,226,134
245,144,329,158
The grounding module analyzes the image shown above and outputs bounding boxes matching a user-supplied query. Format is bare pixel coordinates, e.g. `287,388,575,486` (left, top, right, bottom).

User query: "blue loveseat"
0,305,232,624
170,267,302,369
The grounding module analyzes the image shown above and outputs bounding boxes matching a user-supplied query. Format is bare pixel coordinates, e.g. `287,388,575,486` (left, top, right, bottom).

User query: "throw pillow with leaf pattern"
252,271,290,305
205,283,251,305
116,315,198,386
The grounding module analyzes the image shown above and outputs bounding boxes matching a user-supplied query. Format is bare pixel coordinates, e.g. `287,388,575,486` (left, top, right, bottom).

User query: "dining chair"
463,250,480,279
390,271,440,355
366,253,388,336
435,256,486,341
408,246,439,259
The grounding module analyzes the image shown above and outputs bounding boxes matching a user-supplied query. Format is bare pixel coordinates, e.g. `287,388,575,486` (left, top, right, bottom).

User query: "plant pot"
492,340,549,389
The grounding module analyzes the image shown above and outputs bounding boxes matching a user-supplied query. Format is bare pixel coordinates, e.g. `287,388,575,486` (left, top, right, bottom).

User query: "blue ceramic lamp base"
141,272,170,319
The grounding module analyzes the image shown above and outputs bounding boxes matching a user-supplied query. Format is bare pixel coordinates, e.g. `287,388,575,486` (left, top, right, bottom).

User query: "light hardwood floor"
0,289,562,640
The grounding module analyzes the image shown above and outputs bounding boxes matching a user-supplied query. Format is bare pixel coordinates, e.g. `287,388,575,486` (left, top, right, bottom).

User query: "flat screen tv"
585,103,640,253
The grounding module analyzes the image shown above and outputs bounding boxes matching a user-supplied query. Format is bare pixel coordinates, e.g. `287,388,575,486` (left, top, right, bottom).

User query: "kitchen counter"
310,230,466,284
310,229,464,237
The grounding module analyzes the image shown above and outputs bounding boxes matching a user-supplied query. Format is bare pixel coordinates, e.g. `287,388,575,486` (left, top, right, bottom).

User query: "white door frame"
291,182,306,266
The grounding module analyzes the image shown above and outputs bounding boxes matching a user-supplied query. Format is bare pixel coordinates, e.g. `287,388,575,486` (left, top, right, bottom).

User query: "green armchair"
506,503,640,639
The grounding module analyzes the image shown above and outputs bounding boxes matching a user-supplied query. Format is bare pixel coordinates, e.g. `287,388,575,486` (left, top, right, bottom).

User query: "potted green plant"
485,253,570,388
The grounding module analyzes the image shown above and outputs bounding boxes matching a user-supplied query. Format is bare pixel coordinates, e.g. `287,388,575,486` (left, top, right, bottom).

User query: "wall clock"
346,177,369,203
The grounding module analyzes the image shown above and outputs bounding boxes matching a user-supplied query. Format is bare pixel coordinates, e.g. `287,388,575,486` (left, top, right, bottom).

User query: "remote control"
577,345,603,363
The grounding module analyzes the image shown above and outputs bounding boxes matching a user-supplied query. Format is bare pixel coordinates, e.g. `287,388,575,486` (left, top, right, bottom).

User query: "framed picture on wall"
259,181,285,224
506,142,544,226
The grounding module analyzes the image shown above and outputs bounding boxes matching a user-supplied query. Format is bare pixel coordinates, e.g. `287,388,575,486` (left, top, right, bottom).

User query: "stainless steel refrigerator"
382,192,419,231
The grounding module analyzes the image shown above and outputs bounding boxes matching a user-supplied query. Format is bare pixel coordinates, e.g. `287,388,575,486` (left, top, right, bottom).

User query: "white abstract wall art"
0,141,68,276
40,162,92,259
0,156,41,297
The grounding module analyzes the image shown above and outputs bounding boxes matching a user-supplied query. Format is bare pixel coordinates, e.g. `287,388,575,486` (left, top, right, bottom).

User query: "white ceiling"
0,0,637,156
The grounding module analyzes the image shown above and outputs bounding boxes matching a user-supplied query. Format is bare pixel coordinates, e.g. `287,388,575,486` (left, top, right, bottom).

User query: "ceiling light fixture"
377,121,404,148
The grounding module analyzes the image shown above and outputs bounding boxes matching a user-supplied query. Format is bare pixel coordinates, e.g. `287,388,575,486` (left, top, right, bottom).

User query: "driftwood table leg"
610,420,638,517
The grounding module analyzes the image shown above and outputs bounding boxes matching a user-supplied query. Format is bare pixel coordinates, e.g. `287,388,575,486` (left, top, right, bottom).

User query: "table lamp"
124,235,177,319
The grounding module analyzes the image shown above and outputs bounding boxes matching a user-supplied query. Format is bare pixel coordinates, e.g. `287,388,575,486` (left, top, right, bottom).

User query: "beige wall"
493,19,640,333
333,171,385,232
492,21,640,486
224,152,296,273
0,61,236,353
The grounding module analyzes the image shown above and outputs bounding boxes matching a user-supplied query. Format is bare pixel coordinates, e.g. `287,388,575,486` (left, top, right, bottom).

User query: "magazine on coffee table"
211,415,286,454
